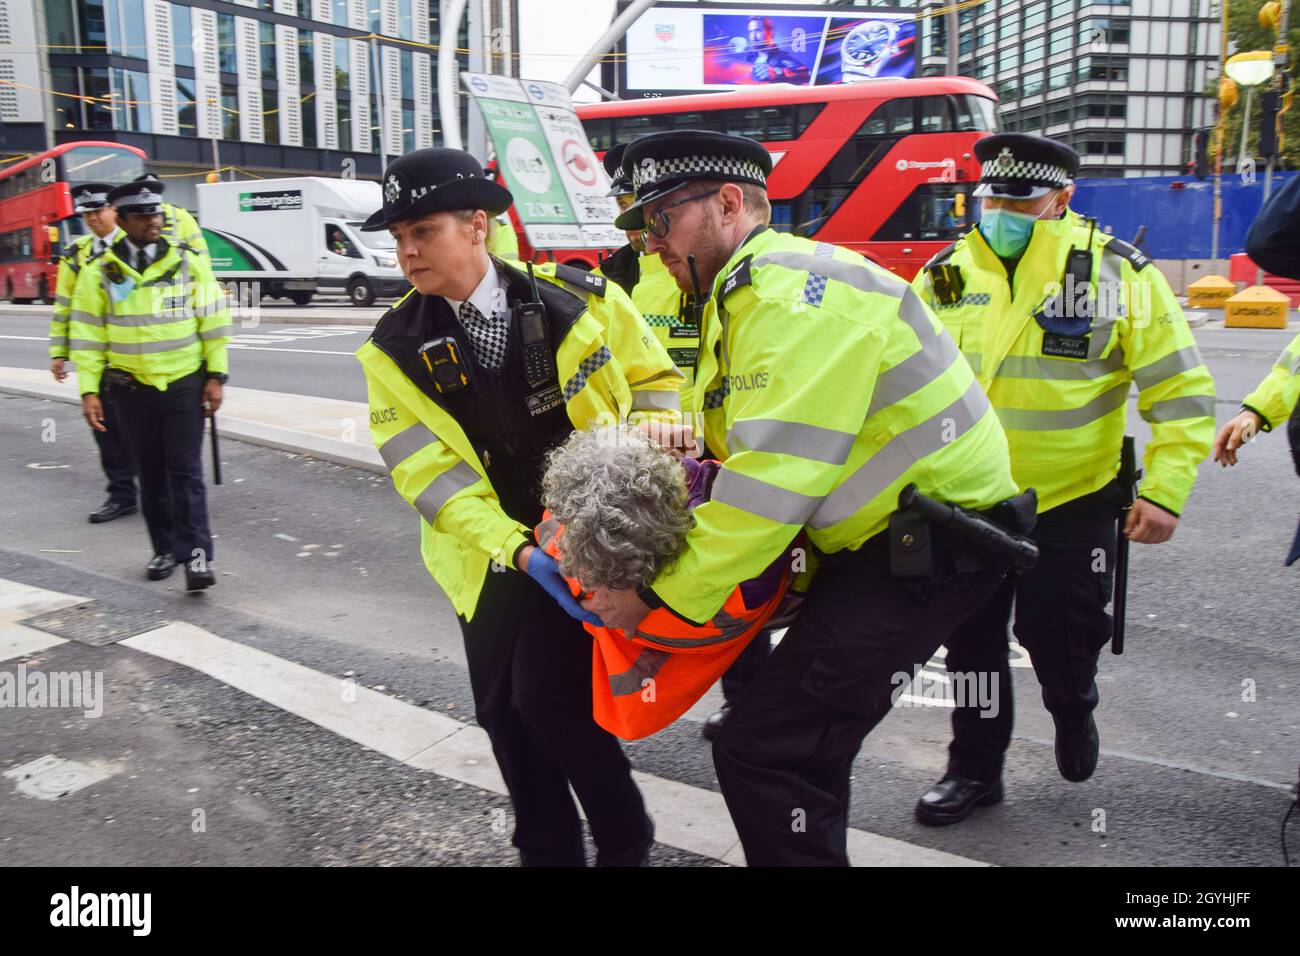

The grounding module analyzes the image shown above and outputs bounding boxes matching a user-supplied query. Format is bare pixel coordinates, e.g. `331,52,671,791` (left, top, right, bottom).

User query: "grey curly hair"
541,425,694,591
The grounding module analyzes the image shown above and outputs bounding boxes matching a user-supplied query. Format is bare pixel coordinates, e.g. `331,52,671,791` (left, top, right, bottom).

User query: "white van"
196,177,408,307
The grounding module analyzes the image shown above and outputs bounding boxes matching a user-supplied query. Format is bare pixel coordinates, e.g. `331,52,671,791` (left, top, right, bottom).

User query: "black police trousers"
459,564,653,866
944,483,1122,782
93,388,137,507
712,529,1007,866
110,369,214,566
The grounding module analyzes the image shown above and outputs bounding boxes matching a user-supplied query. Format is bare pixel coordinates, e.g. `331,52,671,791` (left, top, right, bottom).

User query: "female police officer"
355,148,681,866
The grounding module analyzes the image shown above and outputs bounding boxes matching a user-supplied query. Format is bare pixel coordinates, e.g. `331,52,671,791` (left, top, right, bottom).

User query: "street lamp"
1224,51,1275,179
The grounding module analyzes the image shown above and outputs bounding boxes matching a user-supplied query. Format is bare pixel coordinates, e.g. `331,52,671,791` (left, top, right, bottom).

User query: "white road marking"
0,335,48,341
0,581,87,663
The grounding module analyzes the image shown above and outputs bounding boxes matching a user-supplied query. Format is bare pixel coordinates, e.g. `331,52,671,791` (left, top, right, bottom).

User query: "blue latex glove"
525,549,604,627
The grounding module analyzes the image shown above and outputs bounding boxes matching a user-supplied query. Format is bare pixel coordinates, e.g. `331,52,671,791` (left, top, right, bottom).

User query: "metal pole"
1238,84,1253,172
946,6,959,76
371,36,388,167
439,0,469,150
1211,0,1229,268
209,98,220,176
563,0,659,95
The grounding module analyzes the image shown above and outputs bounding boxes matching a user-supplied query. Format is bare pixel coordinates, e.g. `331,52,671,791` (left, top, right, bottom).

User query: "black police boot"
89,499,137,523
1053,713,1100,782
185,563,216,592
596,816,655,868
146,555,176,580
702,704,731,741
915,775,1003,827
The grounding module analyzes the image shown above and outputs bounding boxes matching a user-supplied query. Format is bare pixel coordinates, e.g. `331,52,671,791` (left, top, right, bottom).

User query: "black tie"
136,247,148,272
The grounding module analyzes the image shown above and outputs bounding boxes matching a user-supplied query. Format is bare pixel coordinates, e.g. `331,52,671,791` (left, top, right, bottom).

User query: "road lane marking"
0,335,48,341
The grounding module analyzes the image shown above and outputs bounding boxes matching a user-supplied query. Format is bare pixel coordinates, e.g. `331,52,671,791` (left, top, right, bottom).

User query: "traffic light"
1259,88,1281,159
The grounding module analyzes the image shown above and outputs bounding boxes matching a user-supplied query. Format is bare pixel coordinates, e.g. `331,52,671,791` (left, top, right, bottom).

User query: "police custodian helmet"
362,148,513,231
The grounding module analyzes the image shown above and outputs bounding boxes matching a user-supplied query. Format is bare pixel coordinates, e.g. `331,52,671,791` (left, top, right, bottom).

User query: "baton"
1112,436,1141,655
210,410,222,485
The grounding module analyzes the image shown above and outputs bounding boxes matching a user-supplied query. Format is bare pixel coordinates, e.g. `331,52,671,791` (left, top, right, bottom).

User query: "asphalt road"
2,330,1297,866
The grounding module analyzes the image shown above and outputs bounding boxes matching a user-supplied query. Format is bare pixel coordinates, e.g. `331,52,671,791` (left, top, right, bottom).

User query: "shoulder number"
720,255,753,299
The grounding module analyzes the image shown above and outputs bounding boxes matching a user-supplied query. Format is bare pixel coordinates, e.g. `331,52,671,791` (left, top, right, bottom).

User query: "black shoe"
1054,714,1100,782
185,563,216,592
596,816,655,868
89,500,137,523
915,775,1003,827
146,555,176,580
702,705,731,741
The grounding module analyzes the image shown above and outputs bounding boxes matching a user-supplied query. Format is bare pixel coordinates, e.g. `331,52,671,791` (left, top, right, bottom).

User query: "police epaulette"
720,255,753,298
1102,237,1152,271
922,240,960,272
553,262,606,297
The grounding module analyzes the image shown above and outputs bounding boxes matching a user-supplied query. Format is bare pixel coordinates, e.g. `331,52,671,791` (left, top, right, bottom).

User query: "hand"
1212,410,1262,467
524,548,604,626
82,393,106,432
1124,498,1178,545
636,422,696,459
581,586,651,635
51,358,67,382
203,378,224,416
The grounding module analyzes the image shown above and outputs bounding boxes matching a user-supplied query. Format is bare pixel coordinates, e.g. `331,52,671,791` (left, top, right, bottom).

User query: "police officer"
589,131,1024,866
355,148,682,867
910,133,1216,824
133,173,208,255
595,144,765,738
50,183,138,523
69,179,230,590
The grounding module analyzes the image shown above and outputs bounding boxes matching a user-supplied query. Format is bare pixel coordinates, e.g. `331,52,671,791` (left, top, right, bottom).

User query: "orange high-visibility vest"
536,513,790,740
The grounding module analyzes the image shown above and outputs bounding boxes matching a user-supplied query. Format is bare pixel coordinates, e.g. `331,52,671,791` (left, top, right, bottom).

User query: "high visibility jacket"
486,214,519,261
597,246,700,413
649,227,1019,623
68,237,231,395
1243,331,1300,431
357,259,683,621
911,212,1216,515
49,228,120,359
163,203,208,256
535,508,790,740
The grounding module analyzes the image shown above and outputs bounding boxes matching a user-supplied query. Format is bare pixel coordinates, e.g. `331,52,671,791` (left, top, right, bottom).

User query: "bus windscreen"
59,146,145,185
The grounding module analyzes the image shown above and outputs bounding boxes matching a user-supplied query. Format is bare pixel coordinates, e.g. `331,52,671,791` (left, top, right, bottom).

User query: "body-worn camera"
419,336,470,394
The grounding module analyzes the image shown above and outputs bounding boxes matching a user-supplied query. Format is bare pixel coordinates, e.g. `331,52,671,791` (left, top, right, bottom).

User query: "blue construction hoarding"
1069,172,1298,260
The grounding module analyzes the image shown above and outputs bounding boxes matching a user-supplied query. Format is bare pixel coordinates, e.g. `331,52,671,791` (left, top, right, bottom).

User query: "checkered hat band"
632,154,766,191
115,190,163,209
980,158,1070,188
74,191,108,209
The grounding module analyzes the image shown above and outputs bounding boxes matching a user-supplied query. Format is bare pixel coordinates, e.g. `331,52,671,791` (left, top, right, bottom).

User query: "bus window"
967,95,999,131
795,102,826,135
919,96,954,133
58,145,145,184
886,98,915,134
0,228,34,262
724,107,771,140
871,184,975,242
584,118,614,151
615,114,674,140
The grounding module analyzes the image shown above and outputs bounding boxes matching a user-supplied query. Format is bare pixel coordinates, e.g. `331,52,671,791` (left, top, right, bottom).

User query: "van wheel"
288,291,313,306
347,277,375,307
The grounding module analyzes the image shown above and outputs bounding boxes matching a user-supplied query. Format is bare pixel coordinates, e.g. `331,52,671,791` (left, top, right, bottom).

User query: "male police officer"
596,144,767,737
910,133,1215,824
69,179,230,589
590,131,1025,866
355,148,681,867
50,182,138,523
132,173,208,255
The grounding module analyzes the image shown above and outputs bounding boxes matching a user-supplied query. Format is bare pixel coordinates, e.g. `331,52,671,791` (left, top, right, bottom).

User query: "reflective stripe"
608,648,670,697
1291,351,1300,376
54,294,71,307
811,379,990,530
633,627,737,649
996,382,1129,431
727,418,857,466
1131,345,1203,391
195,297,228,318
107,310,199,329
108,333,199,354
630,389,681,412
49,335,69,348
1141,394,1214,423
703,378,729,410
627,369,683,388
563,345,612,401
868,291,965,417
68,338,107,351
711,469,823,525
412,461,482,524
69,309,103,327
1281,346,1300,374
752,251,908,300
197,323,233,341
378,422,438,471
997,349,1126,381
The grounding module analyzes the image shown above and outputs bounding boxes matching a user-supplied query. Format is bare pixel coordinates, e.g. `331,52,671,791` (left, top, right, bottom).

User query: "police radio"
518,263,556,388
419,337,470,394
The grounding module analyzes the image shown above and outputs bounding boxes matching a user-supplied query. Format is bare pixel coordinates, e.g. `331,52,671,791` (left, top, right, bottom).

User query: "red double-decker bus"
0,141,147,304
512,77,998,280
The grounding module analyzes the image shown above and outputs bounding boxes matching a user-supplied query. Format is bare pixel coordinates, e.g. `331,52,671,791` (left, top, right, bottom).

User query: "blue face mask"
978,206,1041,259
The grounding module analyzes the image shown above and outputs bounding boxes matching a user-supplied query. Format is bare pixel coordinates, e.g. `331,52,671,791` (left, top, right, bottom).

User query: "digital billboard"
616,3,916,96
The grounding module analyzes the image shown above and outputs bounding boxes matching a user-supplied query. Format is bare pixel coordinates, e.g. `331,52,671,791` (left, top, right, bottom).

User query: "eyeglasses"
645,189,721,239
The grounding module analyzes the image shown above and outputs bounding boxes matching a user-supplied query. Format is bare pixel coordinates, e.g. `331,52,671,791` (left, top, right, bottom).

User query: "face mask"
978,206,1042,258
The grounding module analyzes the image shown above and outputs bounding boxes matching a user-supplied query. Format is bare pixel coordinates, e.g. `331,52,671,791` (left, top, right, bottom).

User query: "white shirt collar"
92,227,121,254
445,260,502,319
